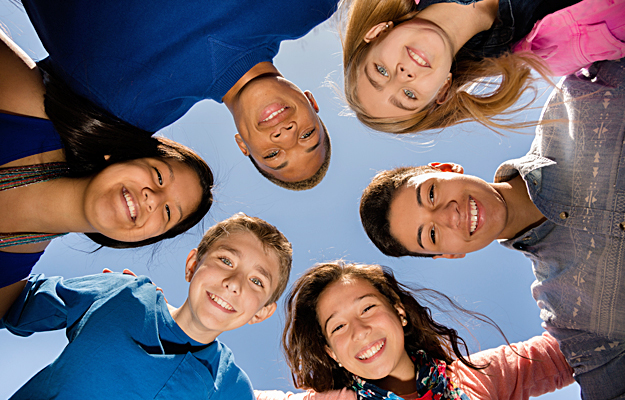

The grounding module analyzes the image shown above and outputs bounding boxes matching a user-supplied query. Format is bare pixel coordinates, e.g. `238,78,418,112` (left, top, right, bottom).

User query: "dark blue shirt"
1,273,255,400
22,0,339,131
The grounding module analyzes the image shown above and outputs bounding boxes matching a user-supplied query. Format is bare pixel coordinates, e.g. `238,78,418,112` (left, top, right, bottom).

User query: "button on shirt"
496,59,625,400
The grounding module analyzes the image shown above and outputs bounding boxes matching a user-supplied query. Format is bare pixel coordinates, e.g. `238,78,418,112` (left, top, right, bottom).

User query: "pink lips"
406,46,431,68
258,103,290,127
207,292,236,313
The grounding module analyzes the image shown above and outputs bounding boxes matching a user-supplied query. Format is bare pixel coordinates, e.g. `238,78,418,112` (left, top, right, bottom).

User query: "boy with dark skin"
360,60,625,400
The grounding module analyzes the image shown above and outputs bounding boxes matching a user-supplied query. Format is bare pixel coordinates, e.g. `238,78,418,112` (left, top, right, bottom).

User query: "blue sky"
0,2,580,398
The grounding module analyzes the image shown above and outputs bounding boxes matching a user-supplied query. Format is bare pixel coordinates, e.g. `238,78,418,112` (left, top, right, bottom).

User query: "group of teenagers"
0,0,624,399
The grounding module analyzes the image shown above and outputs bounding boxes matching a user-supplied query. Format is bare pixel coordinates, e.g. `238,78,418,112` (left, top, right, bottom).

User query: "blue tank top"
0,112,63,287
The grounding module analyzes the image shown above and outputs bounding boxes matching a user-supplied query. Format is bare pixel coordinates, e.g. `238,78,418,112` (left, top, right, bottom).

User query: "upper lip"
355,338,385,360
406,46,431,68
122,187,138,223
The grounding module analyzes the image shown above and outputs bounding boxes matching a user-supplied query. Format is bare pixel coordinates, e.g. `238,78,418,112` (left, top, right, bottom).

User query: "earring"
338,362,343,368
385,24,389,29
401,316,408,326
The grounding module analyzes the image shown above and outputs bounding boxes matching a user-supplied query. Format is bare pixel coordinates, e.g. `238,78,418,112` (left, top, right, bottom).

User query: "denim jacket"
497,59,625,400
416,0,580,59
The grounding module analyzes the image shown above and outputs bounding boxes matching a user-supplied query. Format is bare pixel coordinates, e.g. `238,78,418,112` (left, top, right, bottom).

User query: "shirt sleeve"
450,333,574,400
255,388,355,400
0,273,136,337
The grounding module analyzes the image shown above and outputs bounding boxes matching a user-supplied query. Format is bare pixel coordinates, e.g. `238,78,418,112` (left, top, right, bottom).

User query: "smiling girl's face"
316,277,414,382
357,18,454,118
83,157,202,243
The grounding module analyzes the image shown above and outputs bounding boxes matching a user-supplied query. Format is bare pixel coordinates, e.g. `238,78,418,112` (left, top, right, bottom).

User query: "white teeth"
262,107,286,122
209,293,234,311
358,341,384,360
123,189,136,221
470,198,478,233
407,49,429,67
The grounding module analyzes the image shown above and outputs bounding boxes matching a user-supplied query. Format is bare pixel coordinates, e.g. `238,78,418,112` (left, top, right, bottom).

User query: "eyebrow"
256,265,273,287
390,96,419,112
323,293,376,334
267,161,288,171
364,64,383,91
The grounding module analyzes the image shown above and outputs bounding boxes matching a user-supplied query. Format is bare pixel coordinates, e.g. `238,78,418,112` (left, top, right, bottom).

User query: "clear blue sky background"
0,2,581,398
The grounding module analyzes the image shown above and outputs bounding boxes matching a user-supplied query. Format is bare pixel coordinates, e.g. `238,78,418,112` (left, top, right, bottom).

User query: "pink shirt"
512,0,625,76
255,333,574,400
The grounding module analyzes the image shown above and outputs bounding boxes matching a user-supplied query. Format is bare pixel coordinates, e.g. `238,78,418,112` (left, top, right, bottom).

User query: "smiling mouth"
357,339,385,360
262,107,287,122
407,48,430,67
208,292,235,312
122,187,137,222
470,197,479,234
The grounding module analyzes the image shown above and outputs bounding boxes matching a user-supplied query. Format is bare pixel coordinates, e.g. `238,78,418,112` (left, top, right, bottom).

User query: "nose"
351,319,371,342
397,63,415,81
223,272,241,294
433,201,460,229
271,122,298,148
142,187,165,213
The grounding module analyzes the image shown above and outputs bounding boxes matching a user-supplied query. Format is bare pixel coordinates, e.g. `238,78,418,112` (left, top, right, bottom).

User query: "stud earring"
401,316,408,326
338,362,343,368
385,24,389,29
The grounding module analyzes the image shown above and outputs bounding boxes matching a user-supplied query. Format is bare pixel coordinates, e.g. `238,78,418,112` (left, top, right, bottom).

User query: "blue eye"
154,168,163,185
250,277,264,287
165,204,171,221
375,64,389,77
219,257,233,267
404,89,416,99
264,150,279,159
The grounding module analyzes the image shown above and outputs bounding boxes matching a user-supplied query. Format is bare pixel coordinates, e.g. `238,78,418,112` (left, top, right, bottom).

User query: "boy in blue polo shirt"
1,213,292,400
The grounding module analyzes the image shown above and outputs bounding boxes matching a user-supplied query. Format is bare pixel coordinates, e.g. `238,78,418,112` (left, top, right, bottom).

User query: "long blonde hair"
342,0,552,134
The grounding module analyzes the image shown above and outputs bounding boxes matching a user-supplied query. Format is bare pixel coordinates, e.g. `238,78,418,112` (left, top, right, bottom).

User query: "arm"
451,333,574,400
0,30,47,118
255,388,355,400
0,273,134,337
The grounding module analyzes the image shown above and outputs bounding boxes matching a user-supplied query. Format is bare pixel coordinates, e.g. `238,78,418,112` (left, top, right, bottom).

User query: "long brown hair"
342,0,552,134
283,261,504,392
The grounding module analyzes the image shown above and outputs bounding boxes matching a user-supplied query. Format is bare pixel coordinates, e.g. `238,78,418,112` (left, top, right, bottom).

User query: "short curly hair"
249,118,331,191
360,165,440,257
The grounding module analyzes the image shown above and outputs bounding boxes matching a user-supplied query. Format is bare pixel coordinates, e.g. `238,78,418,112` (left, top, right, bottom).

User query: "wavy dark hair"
41,65,214,249
283,261,506,392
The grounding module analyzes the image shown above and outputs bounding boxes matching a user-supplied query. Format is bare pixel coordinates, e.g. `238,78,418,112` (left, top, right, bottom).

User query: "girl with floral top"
256,262,573,400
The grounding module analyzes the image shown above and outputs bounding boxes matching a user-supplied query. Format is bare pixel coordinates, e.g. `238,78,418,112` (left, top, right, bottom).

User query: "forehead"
317,278,379,316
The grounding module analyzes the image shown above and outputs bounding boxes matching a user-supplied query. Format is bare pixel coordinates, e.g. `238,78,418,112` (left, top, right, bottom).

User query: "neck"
0,177,94,234
371,351,416,396
416,0,498,55
222,61,282,111
494,175,546,240
168,300,220,344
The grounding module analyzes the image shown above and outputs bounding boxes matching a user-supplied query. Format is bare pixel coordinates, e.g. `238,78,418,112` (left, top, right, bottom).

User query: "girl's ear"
435,73,453,105
364,21,394,43
325,345,338,362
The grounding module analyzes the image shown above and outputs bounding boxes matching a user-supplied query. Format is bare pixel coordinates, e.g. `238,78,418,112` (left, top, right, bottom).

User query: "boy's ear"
428,162,464,174
185,248,199,282
304,91,319,113
248,302,277,325
432,253,466,260
364,21,394,43
234,134,250,156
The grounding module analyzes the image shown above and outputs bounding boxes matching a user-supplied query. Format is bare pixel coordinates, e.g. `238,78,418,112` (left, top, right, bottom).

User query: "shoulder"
210,340,255,398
